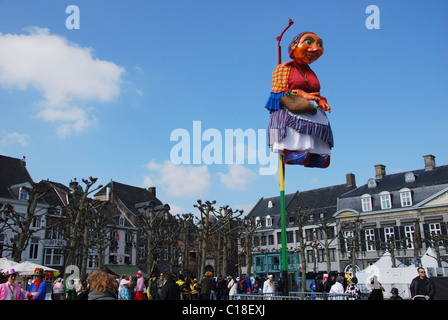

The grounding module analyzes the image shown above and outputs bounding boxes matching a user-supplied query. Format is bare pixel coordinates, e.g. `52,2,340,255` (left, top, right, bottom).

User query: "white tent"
12,261,58,275
0,257,18,273
368,251,406,269
420,247,448,268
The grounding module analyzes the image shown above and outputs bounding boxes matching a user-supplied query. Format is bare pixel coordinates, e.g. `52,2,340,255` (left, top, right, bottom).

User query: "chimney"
69,179,78,190
346,173,356,187
106,187,111,201
375,164,386,179
20,156,26,167
423,154,436,171
148,187,156,197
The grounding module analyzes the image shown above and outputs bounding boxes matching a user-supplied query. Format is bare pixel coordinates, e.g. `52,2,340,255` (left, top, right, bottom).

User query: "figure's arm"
290,89,331,113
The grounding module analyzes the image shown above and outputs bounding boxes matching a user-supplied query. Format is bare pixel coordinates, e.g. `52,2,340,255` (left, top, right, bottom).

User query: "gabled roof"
340,165,448,198
95,181,163,216
0,155,33,199
37,180,72,207
247,182,356,229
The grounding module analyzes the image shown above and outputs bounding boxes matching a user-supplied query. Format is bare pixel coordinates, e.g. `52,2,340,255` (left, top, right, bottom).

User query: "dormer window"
361,194,372,212
19,187,28,201
255,217,262,228
400,188,413,207
266,215,272,227
267,201,273,208
380,191,392,210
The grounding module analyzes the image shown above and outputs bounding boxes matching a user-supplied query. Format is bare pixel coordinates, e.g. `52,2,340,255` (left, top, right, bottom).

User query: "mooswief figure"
265,31,333,167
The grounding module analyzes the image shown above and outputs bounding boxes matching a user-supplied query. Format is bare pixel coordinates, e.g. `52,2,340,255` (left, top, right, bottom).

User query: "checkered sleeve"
271,62,291,93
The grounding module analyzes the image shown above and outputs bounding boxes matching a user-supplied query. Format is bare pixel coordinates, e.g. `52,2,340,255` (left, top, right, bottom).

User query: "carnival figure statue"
265,31,333,168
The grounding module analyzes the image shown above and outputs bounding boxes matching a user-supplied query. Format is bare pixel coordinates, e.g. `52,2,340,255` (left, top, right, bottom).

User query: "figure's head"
289,32,324,65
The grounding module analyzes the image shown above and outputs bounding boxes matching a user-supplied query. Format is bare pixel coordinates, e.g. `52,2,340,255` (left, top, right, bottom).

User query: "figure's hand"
318,98,331,113
290,89,321,101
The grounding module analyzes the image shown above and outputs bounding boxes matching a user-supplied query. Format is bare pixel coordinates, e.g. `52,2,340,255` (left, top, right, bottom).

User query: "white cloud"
0,131,30,147
144,160,211,197
0,27,125,137
217,164,257,191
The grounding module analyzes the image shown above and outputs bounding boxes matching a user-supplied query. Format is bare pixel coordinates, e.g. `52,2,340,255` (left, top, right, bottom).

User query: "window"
361,194,372,212
119,216,125,226
88,254,99,269
305,229,314,242
255,217,261,228
384,227,395,241
405,225,415,249
29,238,39,259
429,223,441,236
365,229,376,251
344,230,354,252
287,231,294,243
380,191,392,209
44,248,63,266
266,215,272,227
19,187,28,201
32,217,41,229
268,235,274,245
400,188,413,207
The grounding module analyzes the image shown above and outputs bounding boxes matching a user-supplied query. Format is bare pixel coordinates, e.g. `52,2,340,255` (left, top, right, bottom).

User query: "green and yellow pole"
276,19,294,295
279,154,288,293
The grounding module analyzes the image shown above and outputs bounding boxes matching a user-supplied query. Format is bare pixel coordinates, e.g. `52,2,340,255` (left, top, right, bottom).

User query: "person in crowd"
23,268,47,300
52,278,64,300
0,269,23,300
368,275,384,300
87,269,117,300
227,275,238,300
134,270,145,300
160,272,180,300
118,275,131,300
389,287,403,300
410,267,436,300
148,274,160,300
345,277,360,300
329,276,345,300
263,274,276,299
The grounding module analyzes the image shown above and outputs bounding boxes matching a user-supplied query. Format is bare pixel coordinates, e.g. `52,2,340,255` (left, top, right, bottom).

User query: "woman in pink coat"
0,269,23,300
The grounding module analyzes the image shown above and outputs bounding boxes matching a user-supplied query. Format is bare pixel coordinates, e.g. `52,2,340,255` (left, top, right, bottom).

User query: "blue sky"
0,0,447,216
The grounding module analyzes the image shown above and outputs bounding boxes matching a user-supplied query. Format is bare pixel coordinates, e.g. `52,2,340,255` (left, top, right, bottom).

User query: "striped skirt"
268,101,334,155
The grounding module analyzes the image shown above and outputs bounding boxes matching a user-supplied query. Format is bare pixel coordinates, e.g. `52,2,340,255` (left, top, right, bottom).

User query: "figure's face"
291,33,324,65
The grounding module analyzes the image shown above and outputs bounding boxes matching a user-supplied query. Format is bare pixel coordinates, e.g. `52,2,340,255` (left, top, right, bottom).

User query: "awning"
105,265,146,278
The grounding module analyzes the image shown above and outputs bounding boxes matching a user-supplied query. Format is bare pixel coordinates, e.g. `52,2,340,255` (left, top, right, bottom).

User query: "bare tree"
316,213,338,275
339,217,363,278
288,206,309,294
136,202,170,275
62,177,103,281
194,200,219,278
0,181,53,262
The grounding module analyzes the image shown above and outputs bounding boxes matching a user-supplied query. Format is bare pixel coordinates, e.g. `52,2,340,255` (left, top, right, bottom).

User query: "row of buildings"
244,154,448,287
1,153,448,285
0,154,170,278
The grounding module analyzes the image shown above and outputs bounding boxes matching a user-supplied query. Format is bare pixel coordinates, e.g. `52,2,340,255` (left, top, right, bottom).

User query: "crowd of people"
0,266,437,300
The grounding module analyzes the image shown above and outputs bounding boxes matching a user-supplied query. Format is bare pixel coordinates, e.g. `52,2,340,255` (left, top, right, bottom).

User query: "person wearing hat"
389,287,403,300
23,267,47,300
134,270,145,300
0,269,23,300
